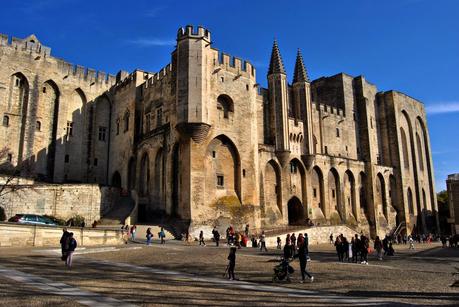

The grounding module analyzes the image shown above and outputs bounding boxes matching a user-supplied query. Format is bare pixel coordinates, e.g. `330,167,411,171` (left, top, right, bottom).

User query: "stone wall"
0,183,119,223
0,223,123,247
264,225,359,247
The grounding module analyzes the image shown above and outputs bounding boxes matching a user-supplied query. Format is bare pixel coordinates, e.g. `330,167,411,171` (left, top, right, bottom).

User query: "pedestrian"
146,227,153,245
284,239,293,260
236,232,241,248
335,236,342,262
245,224,249,237
60,228,70,262
296,237,314,283
212,227,220,247
159,227,166,244
227,246,237,280
387,242,395,256
199,230,206,246
304,233,310,261
130,225,137,241
65,232,77,269
259,231,267,252
330,233,334,244
374,236,383,260
353,234,360,263
291,233,297,254
348,237,353,262
360,235,369,264
408,236,415,249
382,235,389,256
277,237,282,249
251,235,258,248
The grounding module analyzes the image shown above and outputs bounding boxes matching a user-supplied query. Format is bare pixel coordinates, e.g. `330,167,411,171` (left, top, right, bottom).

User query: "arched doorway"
111,171,121,188
264,160,282,214
376,173,387,220
127,157,136,191
343,170,356,220
328,168,342,221
311,166,325,218
287,196,304,225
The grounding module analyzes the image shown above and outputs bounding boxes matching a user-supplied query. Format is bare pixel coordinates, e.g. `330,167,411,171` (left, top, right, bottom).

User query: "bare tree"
0,146,34,201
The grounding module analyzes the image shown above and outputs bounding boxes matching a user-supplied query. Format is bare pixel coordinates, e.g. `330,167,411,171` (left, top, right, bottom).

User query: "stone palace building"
0,26,439,237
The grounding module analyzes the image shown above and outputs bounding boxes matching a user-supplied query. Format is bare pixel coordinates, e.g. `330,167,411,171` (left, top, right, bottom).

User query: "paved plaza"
0,240,457,306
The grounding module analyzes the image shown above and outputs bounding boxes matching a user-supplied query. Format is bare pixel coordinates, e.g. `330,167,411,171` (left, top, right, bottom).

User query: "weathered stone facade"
0,26,438,238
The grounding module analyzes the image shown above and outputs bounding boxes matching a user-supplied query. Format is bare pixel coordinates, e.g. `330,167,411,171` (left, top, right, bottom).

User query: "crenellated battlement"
313,101,345,118
56,59,116,86
143,63,173,90
215,51,255,80
0,33,51,56
177,25,211,42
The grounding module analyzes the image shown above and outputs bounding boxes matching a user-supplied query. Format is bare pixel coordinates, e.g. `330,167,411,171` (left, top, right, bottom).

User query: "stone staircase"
99,196,135,225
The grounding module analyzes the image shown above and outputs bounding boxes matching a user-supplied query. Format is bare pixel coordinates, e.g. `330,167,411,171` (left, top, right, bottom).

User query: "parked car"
8,214,58,226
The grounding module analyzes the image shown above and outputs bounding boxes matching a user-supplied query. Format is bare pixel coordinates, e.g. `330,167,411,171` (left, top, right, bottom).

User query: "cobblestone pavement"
0,241,457,306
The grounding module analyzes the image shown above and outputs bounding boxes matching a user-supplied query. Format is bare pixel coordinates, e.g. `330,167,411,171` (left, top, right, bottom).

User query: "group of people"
121,225,166,245
59,228,77,269
281,232,313,283
332,233,396,264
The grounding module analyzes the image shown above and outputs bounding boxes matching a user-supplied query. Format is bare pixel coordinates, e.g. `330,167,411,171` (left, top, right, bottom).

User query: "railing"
391,221,406,237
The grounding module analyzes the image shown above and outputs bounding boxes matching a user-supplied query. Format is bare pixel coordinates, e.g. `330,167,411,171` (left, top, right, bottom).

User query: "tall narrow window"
98,126,107,141
145,113,151,132
36,121,41,131
3,115,9,127
217,175,224,187
156,108,162,127
336,128,340,137
116,119,120,135
7,154,12,162
124,112,130,132
66,121,73,139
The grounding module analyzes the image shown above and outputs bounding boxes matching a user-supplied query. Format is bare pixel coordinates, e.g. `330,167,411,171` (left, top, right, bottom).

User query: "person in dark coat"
65,232,77,269
360,235,369,264
227,246,237,280
296,239,314,283
284,240,293,260
60,228,70,261
212,227,220,247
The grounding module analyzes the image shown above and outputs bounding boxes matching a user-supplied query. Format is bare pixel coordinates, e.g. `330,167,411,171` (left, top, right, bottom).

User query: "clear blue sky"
1,0,457,191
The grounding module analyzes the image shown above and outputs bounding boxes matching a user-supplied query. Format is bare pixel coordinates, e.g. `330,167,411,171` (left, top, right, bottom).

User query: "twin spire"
268,40,310,83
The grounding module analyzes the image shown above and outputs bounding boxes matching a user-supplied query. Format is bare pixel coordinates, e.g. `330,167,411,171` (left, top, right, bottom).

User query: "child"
146,228,153,246
159,227,166,244
66,232,77,269
227,246,237,280
277,237,282,249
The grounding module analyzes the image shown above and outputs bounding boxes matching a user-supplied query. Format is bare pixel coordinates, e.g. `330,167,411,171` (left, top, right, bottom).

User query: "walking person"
212,227,220,247
408,236,415,249
360,235,369,264
335,236,343,262
146,228,153,246
277,237,282,249
291,233,297,255
65,232,77,269
259,231,267,252
330,233,334,244
374,236,383,260
130,225,137,241
159,227,166,244
227,246,237,280
296,237,314,283
199,230,206,246
245,224,250,237
60,228,70,262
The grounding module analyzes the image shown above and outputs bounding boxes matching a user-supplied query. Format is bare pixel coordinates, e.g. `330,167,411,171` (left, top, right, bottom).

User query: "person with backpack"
212,227,220,247
60,228,70,262
146,228,153,246
159,227,166,244
65,232,77,269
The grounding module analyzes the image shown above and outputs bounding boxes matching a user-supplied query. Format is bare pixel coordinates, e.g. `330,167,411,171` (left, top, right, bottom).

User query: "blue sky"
1,0,457,190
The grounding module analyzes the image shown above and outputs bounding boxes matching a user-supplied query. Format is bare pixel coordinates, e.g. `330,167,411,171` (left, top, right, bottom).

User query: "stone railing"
0,222,124,247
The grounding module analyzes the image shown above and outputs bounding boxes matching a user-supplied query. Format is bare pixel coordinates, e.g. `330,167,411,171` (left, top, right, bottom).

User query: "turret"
267,40,290,166
174,25,212,143
292,49,314,160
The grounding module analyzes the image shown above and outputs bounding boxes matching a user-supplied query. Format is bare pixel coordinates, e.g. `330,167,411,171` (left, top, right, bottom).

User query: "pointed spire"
293,49,310,83
268,40,286,75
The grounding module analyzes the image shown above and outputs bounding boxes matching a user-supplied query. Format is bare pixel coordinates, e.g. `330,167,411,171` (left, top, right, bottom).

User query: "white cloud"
144,6,166,18
127,38,175,47
426,102,459,115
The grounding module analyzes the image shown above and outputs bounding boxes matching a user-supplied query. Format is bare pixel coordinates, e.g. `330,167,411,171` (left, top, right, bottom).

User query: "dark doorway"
287,196,304,225
112,171,121,188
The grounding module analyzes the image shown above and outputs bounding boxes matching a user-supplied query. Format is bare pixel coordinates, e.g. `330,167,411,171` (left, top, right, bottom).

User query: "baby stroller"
272,258,294,282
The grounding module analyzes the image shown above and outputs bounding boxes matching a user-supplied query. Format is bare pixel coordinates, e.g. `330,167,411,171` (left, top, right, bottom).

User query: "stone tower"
267,40,290,166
